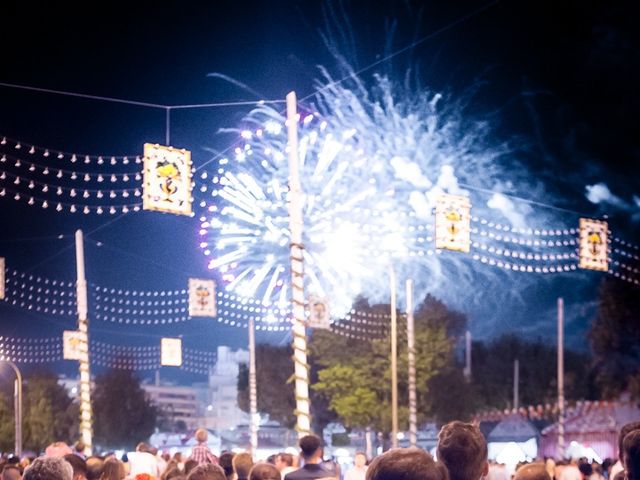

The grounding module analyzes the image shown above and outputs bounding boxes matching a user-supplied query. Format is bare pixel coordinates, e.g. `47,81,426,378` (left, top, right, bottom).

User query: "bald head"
514,463,551,480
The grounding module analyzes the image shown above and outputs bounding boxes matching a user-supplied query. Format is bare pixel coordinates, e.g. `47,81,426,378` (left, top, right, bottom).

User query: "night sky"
1,1,638,382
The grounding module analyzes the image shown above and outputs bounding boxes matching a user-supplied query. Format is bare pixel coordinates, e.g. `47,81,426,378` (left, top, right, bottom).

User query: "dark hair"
184,460,199,476
249,463,281,480
299,435,322,460
437,421,487,480
187,464,226,480
233,453,254,480
64,454,88,478
277,453,293,467
2,466,22,480
578,463,593,477
623,429,640,480
513,463,551,480
219,452,235,479
366,447,448,480
619,422,640,461
86,456,105,480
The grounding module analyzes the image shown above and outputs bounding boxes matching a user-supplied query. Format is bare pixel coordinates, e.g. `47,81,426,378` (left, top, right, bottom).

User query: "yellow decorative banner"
579,218,608,271
435,194,471,253
143,143,192,216
0,257,4,300
63,330,84,360
188,278,217,317
161,338,183,367
307,295,331,329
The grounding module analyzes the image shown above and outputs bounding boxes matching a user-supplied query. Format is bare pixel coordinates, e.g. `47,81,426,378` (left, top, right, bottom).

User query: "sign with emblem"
579,218,608,271
161,338,183,367
143,143,192,216
307,295,331,329
188,278,217,317
435,194,471,253
63,330,84,360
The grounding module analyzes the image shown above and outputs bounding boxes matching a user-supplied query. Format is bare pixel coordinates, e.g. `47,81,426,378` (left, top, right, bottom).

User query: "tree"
92,368,157,450
312,295,460,433
0,392,14,452
588,277,640,399
237,344,296,428
22,373,78,453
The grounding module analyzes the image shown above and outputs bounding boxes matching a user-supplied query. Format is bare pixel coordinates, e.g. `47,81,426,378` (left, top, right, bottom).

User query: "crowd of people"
1,421,640,480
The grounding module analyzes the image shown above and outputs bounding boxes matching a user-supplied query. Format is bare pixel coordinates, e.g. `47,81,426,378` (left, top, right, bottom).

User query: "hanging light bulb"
15,143,21,150
109,206,116,214
42,167,49,175
56,187,62,195
14,193,20,200
83,206,90,214
96,207,103,214
84,173,90,182
42,200,48,208
109,191,116,198
110,174,117,182
84,155,91,164
43,149,50,157
0,172,5,180
135,173,142,181
0,155,5,162
0,189,5,196
70,189,77,197
110,156,117,165
97,174,104,182
123,174,129,182
28,197,34,205
28,146,35,154
13,177,20,185
97,156,104,165
122,191,129,198
96,190,103,198
15,159,21,167
56,170,63,178
122,206,129,213
70,204,77,213
83,190,90,198
71,172,77,180
56,203,63,211
42,185,49,193
123,157,129,165
135,156,142,164
28,181,35,189
134,189,141,196
0,138,5,145
28,164,36,172
71,154,77,163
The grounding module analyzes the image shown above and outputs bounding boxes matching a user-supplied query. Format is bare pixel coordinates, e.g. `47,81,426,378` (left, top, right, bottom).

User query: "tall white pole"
513,358,519,411
248,317,258,454
286,92,311,437
464,331,472,380
406,279,417,447
557,297,565,459
75,229,93,454
3,361,22,457
390,266,398,449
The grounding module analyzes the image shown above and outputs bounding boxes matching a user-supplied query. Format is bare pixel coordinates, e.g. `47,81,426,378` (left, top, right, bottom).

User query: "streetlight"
1,359,22,457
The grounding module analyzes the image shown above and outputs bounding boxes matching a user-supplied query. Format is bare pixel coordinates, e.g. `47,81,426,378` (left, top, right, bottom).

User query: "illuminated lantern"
63,330,84,360
143,143,192,216
579,218,608,271
435,194,471,252
306,295,331,329
188,278,217,317
161,338,182,367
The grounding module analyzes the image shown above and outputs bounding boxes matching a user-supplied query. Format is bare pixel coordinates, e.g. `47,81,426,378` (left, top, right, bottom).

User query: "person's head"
100,458,124,480
86,456,104,480
233,453,254,480
437,421,488,480
64,454,88,480
249,463,281,480
514,463,551,480
2,465,22,480
24,457,74,480
219,452,235,479
619,422,640,462
354,452,367,469
299,435,322,462
186,464,226,480
578,463,592,479
136,443,153,454
195,429,209,444
366,447,448,480
46,442,74,458
184,460,199,476
274,453,293,472
623,429,640,480
75,441,86,455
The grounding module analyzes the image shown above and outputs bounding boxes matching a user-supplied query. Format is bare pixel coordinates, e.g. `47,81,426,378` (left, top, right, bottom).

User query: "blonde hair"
195,428,208,443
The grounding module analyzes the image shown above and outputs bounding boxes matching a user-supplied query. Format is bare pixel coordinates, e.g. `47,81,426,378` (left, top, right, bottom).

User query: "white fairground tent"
487,414,539,464
149,429,222,456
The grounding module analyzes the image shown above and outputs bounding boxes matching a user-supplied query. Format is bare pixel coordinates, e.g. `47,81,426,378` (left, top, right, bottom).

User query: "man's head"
299,435,322,462
354,452,367,469
274,453,293,472
437,421,488,480
249,463,281,480
24,457,74,480
64,454,88,480
623,429,640,480
2,466,22,480
219,452,235,479
85,456,104,480
619,422,640,461
366,447,448,480
196,428,209,444
514,463,551,480
45,442,74,458
136,442,153,454
233,453,254,480
187,464,226,480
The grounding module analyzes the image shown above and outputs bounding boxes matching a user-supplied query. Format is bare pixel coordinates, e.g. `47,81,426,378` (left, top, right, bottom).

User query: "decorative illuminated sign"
579,218,608,271
143,143,192,216
161,338,183,367
307,295,331,329
435,194,471,253
188,278,217,317
63,330,84,360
